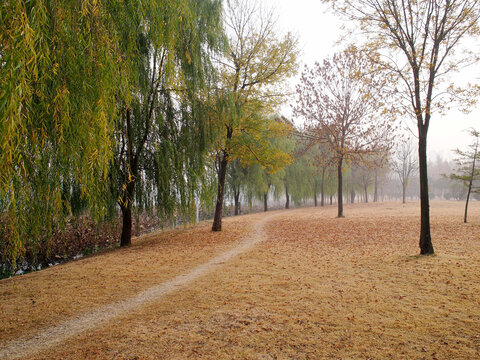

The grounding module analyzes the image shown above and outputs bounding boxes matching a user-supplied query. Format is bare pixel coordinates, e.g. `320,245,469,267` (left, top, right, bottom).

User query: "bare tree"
392,140,418,204
323,0,480,254
293,46,394,217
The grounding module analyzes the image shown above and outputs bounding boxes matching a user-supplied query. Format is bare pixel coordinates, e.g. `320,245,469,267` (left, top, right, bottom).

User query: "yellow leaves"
185,47,192,65
81,0,100,18
227,115,293,174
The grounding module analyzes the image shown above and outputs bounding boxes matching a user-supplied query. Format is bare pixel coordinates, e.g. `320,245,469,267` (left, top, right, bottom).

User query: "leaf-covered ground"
1,201,479,359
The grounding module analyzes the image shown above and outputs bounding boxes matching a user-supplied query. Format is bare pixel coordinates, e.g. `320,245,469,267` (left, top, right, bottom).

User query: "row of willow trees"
0,0,300,275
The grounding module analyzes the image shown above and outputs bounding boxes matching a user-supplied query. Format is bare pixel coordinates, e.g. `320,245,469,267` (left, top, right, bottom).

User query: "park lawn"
0,213,258,344
2,201,480,359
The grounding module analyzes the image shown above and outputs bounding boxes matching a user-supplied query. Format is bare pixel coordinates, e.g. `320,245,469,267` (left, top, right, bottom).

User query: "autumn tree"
448,128,480,223
351,150,391,203
356,163,374,203
0,0,123,273
369,151,391,202
323,0,480,253
392,140,418,204
299,141,337,207
226,160,248,215
210,0,298,231
280,136,315,207
256,169,285,212
108,0,224,246
293,46,394,218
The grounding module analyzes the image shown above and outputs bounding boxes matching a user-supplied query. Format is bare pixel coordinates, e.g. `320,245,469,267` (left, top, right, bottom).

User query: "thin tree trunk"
264,193,268,212
464,184,472,223
402,183,407,204
234,188,240,216
314,179,318,207
364,185,368,203
418,133,434,254
120,107,136,247
285,183,290,209
321,167,325,207
374,171,378,202
350,190,355,204
212,151,228,231
330,194,333,205
337,158,344,218
464,143,477,223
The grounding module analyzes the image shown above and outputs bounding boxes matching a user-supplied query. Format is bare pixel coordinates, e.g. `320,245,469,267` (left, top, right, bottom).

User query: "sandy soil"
1,201,479,359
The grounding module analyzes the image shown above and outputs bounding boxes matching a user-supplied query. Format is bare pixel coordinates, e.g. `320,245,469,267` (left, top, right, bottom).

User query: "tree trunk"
330,194,333,205
418,133,434,254
212,151,228,231
120,206,132,247
374,171,378,202
119,107,136,247
337,158,344,217
314,179,318,207
464,184,472,223
234,188,240,216
464,141,477,223
321,167,326,207
264,193,268,212
285,183,290,209
364,185,368,203
350,190,355,204
402,183,407,204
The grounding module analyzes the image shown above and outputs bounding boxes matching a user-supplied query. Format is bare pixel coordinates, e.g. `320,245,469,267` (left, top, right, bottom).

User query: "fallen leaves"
1,201,480,359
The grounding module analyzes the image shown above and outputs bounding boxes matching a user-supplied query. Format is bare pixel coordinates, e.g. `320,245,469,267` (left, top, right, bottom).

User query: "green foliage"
0,0,225,272
109,0,224,233
1,0,120,273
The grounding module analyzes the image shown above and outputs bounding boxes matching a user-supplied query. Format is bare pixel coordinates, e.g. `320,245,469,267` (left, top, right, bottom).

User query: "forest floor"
1,201,480,359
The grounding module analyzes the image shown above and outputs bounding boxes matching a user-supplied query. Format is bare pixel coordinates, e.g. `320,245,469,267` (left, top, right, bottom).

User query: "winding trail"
0,213,279,360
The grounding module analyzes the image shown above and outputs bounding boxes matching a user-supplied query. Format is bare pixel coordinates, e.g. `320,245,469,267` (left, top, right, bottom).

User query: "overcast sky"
263,0,480,160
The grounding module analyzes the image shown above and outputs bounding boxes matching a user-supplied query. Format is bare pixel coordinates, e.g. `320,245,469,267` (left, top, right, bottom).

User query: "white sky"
263,0,480,160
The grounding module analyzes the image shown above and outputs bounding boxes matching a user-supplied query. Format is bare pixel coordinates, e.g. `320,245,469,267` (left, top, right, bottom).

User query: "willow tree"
323,0,480,254
282,140,315,207
226,160,248,215
109,0,224,246
1,1,120,273
293,46,394,218
210,0,298,231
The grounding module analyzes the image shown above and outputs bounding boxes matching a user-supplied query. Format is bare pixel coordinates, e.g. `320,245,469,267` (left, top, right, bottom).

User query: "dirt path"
0,213,279,360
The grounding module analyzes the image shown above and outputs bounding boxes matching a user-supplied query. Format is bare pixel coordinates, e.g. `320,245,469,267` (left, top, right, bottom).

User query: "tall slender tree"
210,0,298,231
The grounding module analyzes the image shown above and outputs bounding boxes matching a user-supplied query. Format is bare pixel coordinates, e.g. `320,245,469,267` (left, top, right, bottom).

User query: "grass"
1,201,480,359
